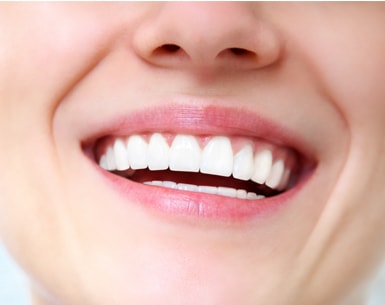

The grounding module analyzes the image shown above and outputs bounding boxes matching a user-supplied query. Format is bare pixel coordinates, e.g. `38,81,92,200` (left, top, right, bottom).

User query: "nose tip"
133,3,283,72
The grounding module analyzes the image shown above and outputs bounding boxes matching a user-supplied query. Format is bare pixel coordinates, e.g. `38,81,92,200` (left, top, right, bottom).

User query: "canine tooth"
106,147,117,170
147,133,169,170
99,155,108,170
236,189,247,199
113,139,130,170
169,135,201,172
126,135,148,169
201,136,233,177
198,186,218,195
251,149,273,184
233,145,254,181
266,159,285,189
217,187,237,198
278,169,291,191
177,183,198,192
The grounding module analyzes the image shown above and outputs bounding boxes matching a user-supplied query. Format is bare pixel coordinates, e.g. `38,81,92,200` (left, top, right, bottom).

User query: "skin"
0,2,385,305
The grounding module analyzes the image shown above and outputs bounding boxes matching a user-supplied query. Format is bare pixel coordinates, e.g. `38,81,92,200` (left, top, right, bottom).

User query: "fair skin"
0,2,385,305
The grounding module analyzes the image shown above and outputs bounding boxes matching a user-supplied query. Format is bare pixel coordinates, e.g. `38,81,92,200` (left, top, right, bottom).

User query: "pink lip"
98,169,306,221
85,104,314,222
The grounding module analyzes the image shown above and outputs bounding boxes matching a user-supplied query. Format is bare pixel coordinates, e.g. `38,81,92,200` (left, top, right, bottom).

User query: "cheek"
0,3,120,265
298,12,385,126
268,3,385,132
317,49,385,126
0,3,119,124
0,142,88,305
273,6,385,300
0,139,62,268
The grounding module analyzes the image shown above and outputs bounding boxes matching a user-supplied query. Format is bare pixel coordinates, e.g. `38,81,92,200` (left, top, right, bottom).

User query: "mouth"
84,104,314,221
97,133,296,198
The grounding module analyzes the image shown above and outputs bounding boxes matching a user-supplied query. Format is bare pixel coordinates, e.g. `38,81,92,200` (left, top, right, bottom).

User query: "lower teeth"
143,181,265,200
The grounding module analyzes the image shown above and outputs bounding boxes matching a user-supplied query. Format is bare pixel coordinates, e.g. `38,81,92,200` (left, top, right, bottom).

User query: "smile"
97,133,297,199
85,104,314,221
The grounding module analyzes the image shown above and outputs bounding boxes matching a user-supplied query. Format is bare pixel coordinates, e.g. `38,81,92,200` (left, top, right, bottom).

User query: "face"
1,3,385,305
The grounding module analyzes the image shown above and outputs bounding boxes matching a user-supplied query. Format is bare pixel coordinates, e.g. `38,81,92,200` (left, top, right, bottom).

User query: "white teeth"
106,147,117,171
161,181,175,189
99,155,108,170
127,135,148,169
147,133,169,170
217,187,237,198
177,183,198,192
144,180,163,187
198,185,218,195
144,180,262,200
233,145,254,181
99,133,294,194
278,169,291,191
266,159,285,189
113,139,130,170
169,135,201,172
236,189,247,199
200,136,233,177
251,149,273,184
247,192,264,200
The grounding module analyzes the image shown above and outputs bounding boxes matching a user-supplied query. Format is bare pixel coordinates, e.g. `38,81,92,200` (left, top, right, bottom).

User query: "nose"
133,3,283,72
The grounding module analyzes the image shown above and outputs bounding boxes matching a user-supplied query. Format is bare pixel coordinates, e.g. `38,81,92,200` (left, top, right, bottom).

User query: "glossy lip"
83,103,315,222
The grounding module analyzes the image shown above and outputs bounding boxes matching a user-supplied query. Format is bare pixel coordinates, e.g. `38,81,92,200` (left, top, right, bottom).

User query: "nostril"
153,44,182,56
163,44,181,53
145,43,191,67
217,47,258,62
150,44,190,64
230,48,248,55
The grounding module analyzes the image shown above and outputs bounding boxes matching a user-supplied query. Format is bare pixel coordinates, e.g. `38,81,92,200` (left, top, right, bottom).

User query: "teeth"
236,189,247,199
144,181,262,200
200,136,233,177
278,169,291,191
198,185,218,195
113,139,130,170
233,144,254,181
145,180,163,187
266,159,285,189
169,135,201,172
163,180,177,189
99,155,108,170
247,192,264,200
147,133,169,170
127,135,148,169
98,133,295,194
217,186,237,198
177,183,198,192
251,149,273,184
106,147,117,171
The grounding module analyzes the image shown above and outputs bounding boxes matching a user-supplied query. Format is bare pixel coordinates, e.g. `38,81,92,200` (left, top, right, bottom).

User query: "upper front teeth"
252,149,273,184
148,133,169,170
126,135,148,169
169,135,201,172
232,144,254,181
98,133,295,191
200,136,233,177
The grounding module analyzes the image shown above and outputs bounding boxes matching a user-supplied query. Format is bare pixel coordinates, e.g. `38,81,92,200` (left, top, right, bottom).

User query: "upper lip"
83,102,314,160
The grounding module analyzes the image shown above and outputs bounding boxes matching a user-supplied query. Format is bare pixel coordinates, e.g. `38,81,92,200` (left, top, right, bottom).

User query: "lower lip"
98,166,301,222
